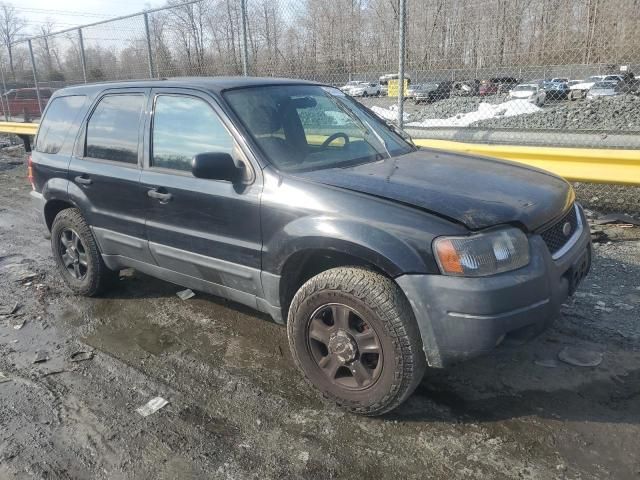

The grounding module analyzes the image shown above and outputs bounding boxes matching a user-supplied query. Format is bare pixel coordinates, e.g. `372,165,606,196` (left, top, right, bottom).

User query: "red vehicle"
478,80,498,96
1,88,53,118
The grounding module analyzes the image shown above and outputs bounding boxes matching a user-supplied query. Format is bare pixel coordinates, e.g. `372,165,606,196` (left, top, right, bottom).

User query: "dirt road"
1,150,639,479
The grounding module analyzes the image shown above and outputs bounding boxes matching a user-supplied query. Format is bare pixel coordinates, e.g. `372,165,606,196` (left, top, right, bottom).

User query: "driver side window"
152,94,235,172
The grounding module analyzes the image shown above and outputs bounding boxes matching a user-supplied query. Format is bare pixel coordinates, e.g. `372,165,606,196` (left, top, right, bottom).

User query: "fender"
41,177,71,204
263,215,430,278
66,179,94,219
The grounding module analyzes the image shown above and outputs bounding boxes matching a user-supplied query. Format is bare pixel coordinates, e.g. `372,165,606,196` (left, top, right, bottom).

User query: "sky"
13,0,167,39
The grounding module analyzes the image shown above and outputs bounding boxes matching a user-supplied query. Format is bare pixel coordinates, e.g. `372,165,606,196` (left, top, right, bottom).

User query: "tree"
0,2,26,80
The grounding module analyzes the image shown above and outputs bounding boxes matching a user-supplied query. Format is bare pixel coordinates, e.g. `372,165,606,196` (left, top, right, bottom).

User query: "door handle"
74,175,92,185
147,188,172,203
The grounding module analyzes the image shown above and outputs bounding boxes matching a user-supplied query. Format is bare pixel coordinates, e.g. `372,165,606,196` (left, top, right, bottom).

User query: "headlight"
433,228,530,277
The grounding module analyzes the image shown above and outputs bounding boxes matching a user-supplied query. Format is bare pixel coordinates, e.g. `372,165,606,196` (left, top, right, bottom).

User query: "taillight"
27,154,35,190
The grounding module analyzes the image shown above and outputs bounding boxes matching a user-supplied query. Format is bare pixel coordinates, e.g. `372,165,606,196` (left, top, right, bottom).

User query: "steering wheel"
321,132,350,149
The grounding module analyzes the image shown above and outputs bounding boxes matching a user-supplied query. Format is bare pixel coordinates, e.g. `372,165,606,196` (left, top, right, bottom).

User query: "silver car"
587,81,621,99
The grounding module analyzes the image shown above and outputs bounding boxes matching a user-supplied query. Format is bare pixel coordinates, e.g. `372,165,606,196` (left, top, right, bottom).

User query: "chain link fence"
1,0,639,212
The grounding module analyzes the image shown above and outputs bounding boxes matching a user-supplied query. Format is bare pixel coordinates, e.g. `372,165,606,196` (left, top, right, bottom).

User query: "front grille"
540,205,579,256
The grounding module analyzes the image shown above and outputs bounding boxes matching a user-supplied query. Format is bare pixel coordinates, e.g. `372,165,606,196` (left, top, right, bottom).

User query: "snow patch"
371,105,410,122
407,100,541,128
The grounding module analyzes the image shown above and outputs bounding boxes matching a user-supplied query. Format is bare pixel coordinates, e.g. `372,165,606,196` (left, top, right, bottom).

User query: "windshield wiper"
330,96,392,157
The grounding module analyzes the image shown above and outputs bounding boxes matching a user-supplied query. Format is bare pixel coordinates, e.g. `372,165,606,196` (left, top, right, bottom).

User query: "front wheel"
51,208,118,296
287,267,427,416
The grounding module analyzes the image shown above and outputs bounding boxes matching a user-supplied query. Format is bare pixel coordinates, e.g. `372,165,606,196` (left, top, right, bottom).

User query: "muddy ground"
1,149,639,480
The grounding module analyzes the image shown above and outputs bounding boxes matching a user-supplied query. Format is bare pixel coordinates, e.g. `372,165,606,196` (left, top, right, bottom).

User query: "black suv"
30,78,591,415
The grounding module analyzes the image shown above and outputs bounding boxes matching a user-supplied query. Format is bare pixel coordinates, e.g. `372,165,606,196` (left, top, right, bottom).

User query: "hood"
294,149,573,231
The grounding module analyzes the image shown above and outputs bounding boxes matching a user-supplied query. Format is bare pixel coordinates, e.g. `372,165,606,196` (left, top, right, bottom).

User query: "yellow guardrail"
1,122,639,186
413,139,640,186
0,121,39,136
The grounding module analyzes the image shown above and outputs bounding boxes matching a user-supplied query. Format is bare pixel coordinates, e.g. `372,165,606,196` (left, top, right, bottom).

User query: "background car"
494,77,520,94
587,81,621,99
347,82,381,97
479,79,498,96
406,83,423,99
339,81,362,94
414,81,453,103
569,75,605,100
451,79,480,96
0,87,53,118
543,80,570,100
509,83,546,106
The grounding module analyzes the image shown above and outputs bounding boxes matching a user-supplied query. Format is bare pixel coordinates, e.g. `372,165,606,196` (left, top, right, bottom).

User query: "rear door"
140,88,263,298
67,88,155,263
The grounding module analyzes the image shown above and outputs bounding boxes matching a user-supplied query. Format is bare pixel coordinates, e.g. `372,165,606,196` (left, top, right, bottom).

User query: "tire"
51,208,118,296
362,92,368,97
287,267,427,416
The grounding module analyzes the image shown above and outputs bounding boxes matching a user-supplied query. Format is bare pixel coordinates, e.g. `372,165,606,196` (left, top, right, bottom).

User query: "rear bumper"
396,204,591,368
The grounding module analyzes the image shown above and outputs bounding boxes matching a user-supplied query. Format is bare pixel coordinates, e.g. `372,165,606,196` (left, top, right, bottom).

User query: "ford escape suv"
30,77,591,416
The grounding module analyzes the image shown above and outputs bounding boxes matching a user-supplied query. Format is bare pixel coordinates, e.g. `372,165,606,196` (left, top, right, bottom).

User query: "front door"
140,89,263,301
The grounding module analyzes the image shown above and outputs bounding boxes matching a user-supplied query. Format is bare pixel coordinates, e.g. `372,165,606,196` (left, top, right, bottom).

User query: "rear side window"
86,94,144,164
35,95,86,154
151,95,234,172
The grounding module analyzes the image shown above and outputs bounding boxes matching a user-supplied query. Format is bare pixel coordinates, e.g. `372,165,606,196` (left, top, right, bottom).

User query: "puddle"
82,319,182,358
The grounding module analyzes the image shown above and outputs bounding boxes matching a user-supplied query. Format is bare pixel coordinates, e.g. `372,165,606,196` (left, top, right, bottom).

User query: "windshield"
224,85,415,172
587,76,602,82
513,85,536,92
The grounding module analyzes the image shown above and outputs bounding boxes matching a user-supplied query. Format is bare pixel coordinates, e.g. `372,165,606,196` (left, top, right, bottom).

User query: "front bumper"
510,95,536,102
396,205,591,368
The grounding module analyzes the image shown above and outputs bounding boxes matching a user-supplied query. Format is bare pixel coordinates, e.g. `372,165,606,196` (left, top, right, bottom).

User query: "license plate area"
566,246,591,295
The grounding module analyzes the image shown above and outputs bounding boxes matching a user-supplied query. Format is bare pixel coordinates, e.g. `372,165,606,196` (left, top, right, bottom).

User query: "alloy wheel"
306,303,383,390
59,228,88,280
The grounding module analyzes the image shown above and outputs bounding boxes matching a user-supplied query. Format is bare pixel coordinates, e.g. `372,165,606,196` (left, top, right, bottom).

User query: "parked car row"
336,70,638,106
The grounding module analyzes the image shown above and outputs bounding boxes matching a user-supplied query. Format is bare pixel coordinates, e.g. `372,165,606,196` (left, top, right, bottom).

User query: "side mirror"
192,152,243,183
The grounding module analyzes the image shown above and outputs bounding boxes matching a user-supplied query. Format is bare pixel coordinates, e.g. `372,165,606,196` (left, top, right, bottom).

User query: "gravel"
361,94,640,132
471,94,640,131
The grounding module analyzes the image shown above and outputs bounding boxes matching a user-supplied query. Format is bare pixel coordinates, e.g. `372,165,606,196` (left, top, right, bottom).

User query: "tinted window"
35,95,86,154
152,95,234,172
86,94,144,163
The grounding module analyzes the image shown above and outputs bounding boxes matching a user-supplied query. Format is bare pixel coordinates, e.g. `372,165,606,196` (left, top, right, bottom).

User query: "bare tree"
0,2,25,80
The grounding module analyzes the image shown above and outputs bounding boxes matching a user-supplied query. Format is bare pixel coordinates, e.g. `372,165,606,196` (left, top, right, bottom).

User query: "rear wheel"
287,267,427,416
51,208,118,296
